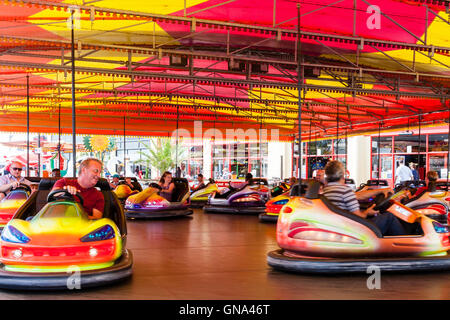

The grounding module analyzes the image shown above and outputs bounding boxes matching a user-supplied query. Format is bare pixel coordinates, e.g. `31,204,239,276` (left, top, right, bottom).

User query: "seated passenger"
159,171,175,201
109,174,120,189
191,174,206,192
323,160,405,236
51,168,61,178
124,177,137,191
0,161,32,201
52,158,104,220
414,170,438,195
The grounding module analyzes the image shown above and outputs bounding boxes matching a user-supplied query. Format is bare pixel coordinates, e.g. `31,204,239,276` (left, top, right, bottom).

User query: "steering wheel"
373,192,394,212
355,183,367,192
393,183,406,194
47,189,84,207
149,182,162,190
13,183,32,193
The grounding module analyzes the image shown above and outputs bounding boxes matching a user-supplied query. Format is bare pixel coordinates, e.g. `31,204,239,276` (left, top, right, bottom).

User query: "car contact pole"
345,128,348,173
377,123,381,184
176,104,179,176
296,2,302,195
418,114,421,183
26,74,30,177
123,115,126,177
58,103,61,171
71,10,77,177
259,117,262,177
447,101,449,191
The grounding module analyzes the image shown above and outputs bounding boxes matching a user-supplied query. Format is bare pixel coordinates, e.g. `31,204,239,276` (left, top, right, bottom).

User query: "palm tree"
136,138,186,178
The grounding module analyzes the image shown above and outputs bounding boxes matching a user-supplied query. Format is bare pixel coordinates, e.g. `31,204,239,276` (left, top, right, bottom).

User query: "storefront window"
372,155,392,180
250,159,268,177
188,160,203,178
190,146,203,158
394,135,425,153
429,155,447,178
428,134,449,152
316,139,332,155
212,144,226,158
333,139,346,155
371,136,392,153
371,155,379,179
212,142,268,179
293,141,306,156
380,155,393,180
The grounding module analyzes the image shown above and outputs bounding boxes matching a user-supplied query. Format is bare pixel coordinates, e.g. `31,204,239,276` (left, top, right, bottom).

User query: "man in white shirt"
0,161,32,200
394,160,413,185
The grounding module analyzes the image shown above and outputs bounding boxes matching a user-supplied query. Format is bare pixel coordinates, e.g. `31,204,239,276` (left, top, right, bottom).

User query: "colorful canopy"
0,0,448,141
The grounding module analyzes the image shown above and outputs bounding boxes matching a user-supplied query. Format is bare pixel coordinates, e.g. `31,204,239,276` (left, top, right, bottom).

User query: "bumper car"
356,179,390,192
267,180,450,274
204,178,270,214
0,184,32,229
125,177,193,219
259,180,313,223
190,179,219,208
114,177,142,206
0,178,132,290
270,182,292,198
399,181,450,225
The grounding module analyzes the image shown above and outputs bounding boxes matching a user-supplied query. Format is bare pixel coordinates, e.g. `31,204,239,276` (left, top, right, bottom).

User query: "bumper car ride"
0,178,133,290
125,178,193,219
267,181,450,274
204,178,270,215
190,181,219,208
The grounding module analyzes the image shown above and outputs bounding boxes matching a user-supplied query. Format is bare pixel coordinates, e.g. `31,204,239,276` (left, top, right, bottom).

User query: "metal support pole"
345,129,348,173
418,114,421,180
259,118,262,177
123,115,126,177
176,104,179,176
336,104,339,157
296,3,302,193
71,10,77,177
58,103,61,171
447,101,450,190
377,123,381,183
273,0,276,27
353,0,357,36
37,133,41,176
26,74,30,177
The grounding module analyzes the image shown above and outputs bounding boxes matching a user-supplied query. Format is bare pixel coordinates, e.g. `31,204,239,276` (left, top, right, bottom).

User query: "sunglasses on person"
11,167,23,171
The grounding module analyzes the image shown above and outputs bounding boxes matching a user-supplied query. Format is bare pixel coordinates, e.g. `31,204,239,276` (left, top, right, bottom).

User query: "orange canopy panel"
0,0,447,141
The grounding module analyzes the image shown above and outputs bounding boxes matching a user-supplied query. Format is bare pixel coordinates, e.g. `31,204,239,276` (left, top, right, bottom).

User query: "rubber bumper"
126,208,193,219
258,213,278,223
190,200,207,209
203,205,266,215
267,249,450,274
0,249,133,290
